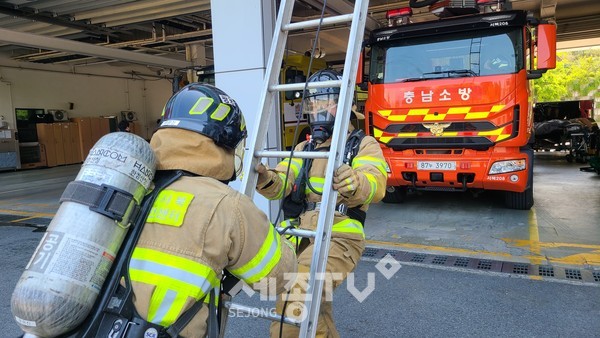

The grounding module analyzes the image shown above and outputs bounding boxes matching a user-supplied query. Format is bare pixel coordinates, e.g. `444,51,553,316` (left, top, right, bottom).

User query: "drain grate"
454,257,470,267
410,253,427,263
565,269,582,280
538,266,555,277
512,263,529,275
432,256,447,265
477,260,493,270
362,246,600,283
363,247,379,258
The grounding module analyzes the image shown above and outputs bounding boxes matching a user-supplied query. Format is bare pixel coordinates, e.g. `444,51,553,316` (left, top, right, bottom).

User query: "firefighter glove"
255,162,271,187
333,163,360,197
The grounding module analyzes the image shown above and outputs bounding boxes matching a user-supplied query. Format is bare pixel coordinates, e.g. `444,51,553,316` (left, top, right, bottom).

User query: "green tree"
534,48,600,102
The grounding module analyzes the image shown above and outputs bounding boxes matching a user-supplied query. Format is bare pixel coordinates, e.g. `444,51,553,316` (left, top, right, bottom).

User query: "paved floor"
2,225,599,337
1,151,599,336
365,152,600,269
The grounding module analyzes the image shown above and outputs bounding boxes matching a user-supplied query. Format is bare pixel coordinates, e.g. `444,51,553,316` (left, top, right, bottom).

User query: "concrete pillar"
210,0,281,217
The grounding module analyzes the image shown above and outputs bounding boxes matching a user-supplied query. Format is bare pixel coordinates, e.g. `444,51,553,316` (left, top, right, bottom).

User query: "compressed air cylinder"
11,132,156,338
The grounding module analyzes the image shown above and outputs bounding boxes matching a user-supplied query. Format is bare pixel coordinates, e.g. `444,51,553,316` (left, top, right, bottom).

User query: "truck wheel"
504,187,534,210
382,186,406,203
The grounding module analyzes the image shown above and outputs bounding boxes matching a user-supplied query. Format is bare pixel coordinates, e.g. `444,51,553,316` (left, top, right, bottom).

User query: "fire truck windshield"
369,27,522,84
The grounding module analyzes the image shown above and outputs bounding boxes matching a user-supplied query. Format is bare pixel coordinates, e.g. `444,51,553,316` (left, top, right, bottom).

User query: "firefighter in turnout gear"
255,69,387,337
129,83,297,336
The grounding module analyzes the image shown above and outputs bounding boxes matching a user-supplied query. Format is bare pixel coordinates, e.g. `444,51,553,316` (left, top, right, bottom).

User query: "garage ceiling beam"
0,27,191,69
0,2,118,38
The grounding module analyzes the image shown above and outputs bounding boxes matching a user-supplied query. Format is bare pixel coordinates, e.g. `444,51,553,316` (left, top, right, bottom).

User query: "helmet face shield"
303,93,338,125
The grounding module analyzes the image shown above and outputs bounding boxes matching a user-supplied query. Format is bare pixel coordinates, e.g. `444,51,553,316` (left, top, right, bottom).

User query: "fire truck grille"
384,121,496,133
386,137,493,150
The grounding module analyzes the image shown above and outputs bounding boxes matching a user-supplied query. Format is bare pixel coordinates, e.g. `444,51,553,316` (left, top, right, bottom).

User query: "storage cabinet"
71,117,93,160
36,122,84,166
71,117,110,160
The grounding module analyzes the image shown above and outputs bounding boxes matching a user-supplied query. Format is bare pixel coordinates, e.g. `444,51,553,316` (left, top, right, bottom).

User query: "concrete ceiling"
0,0,597,71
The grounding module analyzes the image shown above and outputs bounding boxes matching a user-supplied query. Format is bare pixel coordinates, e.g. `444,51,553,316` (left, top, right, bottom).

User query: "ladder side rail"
299,0,370,337
239,0,296,197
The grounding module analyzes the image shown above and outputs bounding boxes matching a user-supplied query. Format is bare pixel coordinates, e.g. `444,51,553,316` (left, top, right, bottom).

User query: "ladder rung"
270,79,341,93
283,13,353,31
256,150,330,159
276,227,316,238
225,301,301,326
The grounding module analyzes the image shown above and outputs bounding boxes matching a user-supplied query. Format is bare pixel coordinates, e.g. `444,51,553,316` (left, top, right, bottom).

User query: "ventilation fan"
48,109,69,122
121,111,138,121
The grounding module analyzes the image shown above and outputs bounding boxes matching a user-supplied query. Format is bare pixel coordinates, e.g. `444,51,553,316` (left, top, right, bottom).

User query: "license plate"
417,161,456,171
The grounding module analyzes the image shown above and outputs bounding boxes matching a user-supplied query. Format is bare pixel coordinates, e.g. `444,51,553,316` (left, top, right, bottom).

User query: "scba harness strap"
108,291,213,338
281,129,366,223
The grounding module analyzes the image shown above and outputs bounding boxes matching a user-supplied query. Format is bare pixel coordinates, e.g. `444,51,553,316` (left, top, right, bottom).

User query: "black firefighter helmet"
159,83,247,150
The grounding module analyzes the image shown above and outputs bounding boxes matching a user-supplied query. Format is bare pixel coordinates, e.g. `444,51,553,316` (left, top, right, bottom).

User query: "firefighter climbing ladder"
230,0,370,337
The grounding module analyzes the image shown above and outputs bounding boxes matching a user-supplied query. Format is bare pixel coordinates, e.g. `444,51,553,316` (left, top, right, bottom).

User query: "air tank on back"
11,132,156,337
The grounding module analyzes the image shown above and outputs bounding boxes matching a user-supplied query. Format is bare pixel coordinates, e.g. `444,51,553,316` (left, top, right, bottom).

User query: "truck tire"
382,186,406,203
504,148,534,210
504,186,533,210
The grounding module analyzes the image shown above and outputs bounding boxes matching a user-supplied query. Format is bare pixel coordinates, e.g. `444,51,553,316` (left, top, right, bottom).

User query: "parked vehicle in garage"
357,0,557,209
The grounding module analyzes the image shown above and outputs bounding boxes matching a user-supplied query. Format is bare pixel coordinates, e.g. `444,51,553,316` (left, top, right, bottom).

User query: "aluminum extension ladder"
229,0,370,337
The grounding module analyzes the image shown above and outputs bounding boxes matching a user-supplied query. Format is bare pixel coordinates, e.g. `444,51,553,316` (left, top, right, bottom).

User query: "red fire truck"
358,0,556,209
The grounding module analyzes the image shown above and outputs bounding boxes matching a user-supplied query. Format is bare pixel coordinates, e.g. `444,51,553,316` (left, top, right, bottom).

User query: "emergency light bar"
477,0,504,4
430,0,479,17
386,7,412,26
477,0,506,12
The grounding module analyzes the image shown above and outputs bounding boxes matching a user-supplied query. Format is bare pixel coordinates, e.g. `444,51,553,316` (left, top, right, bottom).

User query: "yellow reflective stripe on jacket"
146,190,194,227
332,219,365,238
269,172,287,200
129,247,219,326
353,155,387,177
363,172,378,205
306,177,324,194
278,157,302,178
229,226,281,284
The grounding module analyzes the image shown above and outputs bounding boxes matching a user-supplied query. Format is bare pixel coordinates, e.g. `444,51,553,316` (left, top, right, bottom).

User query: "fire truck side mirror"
356,52,364,86
536,24,557,71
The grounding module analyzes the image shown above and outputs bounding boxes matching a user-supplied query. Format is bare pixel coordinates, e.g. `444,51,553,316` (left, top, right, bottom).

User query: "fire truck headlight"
385,162,391,173
489,159,526,175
